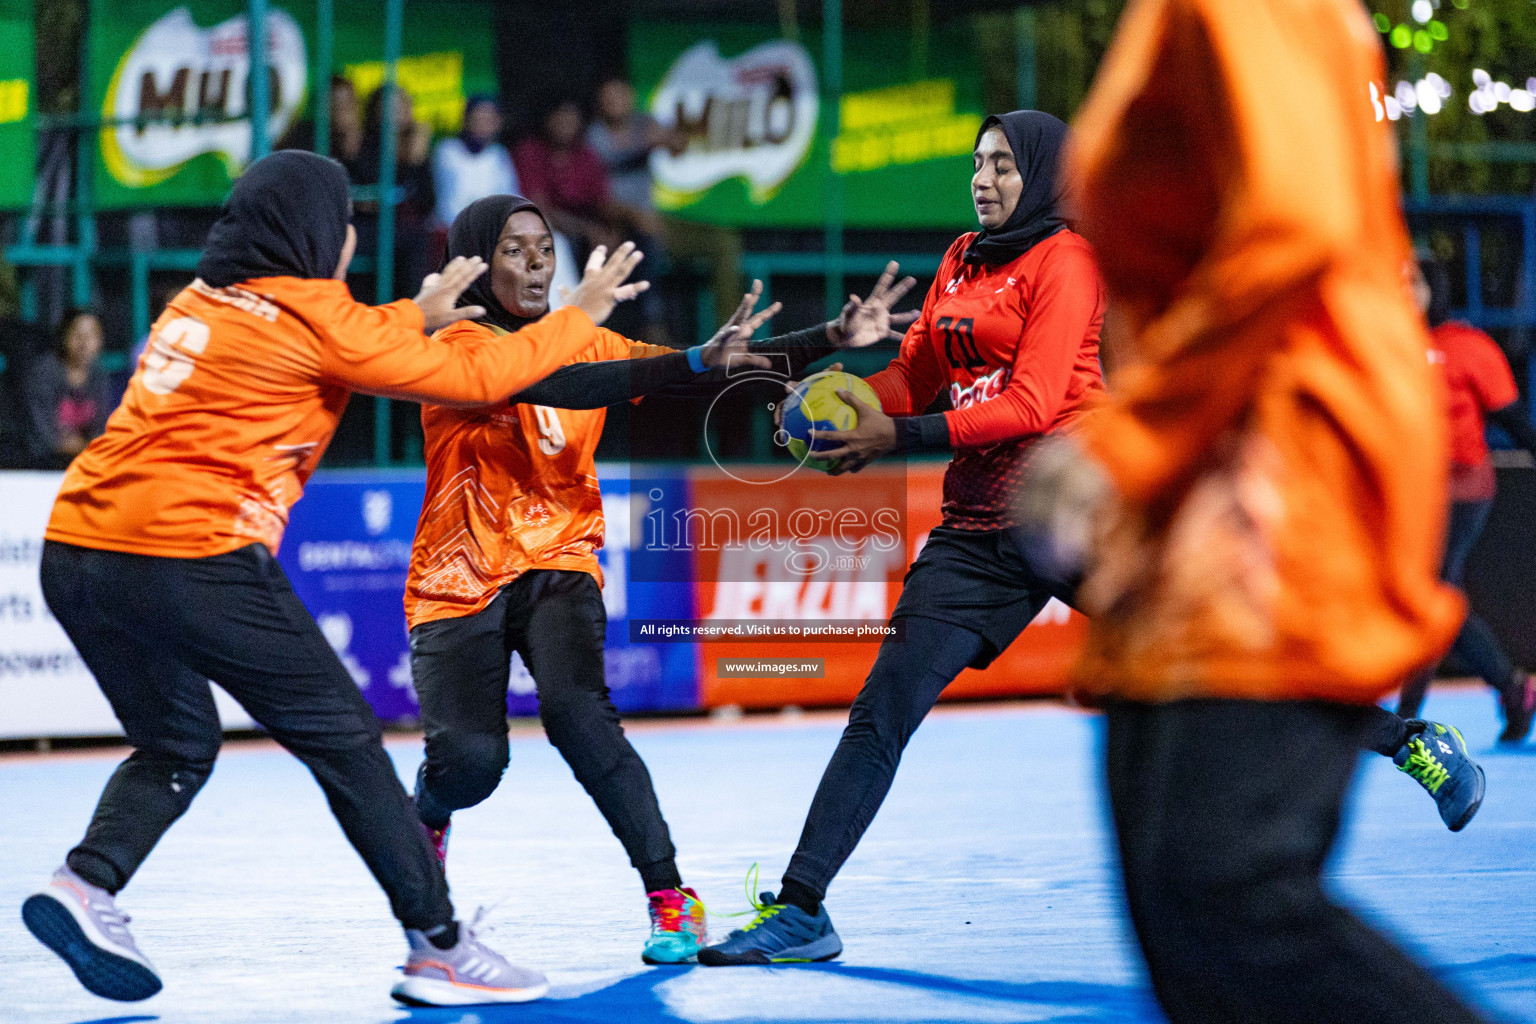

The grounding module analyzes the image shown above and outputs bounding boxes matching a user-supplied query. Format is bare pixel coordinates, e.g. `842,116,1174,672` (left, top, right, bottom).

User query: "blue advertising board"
277,467,700,723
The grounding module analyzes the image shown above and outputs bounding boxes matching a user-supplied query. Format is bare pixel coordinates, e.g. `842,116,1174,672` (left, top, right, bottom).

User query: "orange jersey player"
1017,2,1490,1022
399,194,895,965
24,152,649,1009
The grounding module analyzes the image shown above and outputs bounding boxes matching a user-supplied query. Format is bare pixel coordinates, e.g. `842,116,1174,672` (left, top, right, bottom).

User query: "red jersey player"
700,111,1108,966
1397,254,1536,737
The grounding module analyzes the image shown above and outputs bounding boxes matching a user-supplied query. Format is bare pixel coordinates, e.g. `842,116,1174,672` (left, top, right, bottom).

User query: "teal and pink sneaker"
642,887,707,964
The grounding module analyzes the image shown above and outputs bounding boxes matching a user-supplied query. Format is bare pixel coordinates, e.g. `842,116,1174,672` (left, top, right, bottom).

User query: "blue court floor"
1,690,1532,1024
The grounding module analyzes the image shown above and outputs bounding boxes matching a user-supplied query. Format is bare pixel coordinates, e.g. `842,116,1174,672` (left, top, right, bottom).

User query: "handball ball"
779,370,880,473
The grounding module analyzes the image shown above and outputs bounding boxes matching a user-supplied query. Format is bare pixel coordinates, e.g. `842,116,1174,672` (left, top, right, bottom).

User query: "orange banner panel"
689,463,1086,709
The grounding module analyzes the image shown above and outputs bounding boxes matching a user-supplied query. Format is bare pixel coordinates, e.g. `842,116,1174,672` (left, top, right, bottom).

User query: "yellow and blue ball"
779,370,880,473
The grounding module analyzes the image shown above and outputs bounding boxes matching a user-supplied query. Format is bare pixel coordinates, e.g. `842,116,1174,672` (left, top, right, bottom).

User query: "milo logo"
100,6,307,188
648,39,819,206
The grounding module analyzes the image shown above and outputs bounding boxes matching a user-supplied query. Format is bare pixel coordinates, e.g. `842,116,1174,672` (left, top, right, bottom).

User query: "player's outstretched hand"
701,279,781,371
833,260,919,349
561,242,650,326
1011,433,1113,584
818,389,896,475
415,256,489,332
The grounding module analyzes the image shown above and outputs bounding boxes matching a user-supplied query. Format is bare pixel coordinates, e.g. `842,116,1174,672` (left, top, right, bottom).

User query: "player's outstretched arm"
320,246,649,407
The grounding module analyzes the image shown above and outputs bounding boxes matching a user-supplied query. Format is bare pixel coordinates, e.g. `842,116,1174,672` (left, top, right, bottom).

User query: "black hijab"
962,110,1069,267
196,150,352,287
446,193,552,333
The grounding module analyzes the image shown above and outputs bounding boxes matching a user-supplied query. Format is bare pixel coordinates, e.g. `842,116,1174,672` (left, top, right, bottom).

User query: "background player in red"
404,194,910,965
21,152,647,1008
700,110,1108,966
1398,253,1536,740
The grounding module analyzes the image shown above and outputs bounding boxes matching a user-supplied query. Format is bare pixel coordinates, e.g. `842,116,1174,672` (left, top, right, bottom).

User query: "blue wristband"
685,345,707,374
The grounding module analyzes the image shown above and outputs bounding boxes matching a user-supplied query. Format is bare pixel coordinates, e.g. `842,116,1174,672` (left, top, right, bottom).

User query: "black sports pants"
782,527,1074,900
779,528,1417,903
1398,498,1516,718
40,540,452,931
409,569,680,893
1106,698,1486,1024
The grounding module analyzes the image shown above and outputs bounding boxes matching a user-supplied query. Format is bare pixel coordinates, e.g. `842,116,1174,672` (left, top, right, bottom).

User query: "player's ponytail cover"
196,151,353,288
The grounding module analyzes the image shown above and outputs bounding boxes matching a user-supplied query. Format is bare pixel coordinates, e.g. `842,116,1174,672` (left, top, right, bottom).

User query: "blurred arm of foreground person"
1016,3,1488,1021
1039,0,1464,702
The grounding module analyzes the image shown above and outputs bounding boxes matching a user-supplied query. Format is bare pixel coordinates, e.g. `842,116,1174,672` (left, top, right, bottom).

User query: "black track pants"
1106,698,1487,1024
40,541,452,931
409,569,680,893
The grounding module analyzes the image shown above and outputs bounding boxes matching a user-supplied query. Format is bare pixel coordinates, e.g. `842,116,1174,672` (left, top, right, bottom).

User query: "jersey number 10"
937,316,985,371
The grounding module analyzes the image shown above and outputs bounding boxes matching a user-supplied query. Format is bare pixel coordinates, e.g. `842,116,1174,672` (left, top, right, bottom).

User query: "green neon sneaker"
1395,719,1484,832
697,890,842,966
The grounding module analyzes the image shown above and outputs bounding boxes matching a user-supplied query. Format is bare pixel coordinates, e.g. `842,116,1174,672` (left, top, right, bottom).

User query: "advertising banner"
276,468,700,724
682,463,1085,709
0,472,253,739
88,0,495,208
630,21,986,228
0,0,34,209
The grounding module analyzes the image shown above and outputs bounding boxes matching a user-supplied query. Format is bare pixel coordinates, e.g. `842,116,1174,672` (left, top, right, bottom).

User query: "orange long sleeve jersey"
864,229,1107,529
403,321,673,630
1065,0,1463,702
46,279,601,558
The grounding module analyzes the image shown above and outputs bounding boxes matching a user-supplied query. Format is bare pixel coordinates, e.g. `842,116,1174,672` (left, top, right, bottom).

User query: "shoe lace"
1400,737,1450,794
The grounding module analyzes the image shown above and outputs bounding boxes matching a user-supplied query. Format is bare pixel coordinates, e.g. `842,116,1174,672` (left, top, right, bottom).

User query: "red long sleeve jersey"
865,229,1107,529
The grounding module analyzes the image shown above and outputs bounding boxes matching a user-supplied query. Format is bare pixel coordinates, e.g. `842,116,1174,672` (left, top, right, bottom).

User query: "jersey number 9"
535,405,567,456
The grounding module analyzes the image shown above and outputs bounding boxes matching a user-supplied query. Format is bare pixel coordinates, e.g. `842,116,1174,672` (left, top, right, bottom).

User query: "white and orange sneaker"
642,886,707,964
22,865,162,1001
391,917,548,1006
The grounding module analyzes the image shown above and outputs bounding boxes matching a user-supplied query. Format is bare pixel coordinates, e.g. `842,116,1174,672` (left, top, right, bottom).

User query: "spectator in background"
515,101,620,255
1397,253,1536,741
432,95,519,227
586,79,675,235
587,78,680,342
25,309,114,469
353,84,437,296
586,78,744,333
278,75,363,167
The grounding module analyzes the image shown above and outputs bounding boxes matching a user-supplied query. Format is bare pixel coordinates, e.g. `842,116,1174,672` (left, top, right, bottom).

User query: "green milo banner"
630,22,985,229
0,0,35,210
89,0,495,208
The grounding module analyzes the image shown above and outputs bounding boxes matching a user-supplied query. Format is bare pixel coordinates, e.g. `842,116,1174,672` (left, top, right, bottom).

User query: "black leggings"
779,527,1419,905
1399,498,1517,717
1107,699,1486,1024
40,541,452,931
409,569,680,893
782,526,1073,902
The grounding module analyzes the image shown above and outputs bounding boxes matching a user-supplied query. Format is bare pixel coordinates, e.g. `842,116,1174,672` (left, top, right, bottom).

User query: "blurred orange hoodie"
1065,0,1463,703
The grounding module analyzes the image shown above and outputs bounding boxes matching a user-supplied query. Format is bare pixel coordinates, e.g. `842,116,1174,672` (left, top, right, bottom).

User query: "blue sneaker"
697,892,842,966
1395,719,1484,832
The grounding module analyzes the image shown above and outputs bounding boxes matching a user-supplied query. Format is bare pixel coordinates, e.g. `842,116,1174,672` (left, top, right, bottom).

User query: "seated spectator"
433,95,519,227
278,75,363,166
587,78,680,238
25,309,114,469
586,78,688,342
352,84,437,296
514,101,621,255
